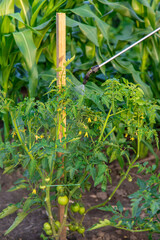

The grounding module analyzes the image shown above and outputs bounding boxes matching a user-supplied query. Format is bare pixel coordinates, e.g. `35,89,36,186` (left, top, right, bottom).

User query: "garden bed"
0,151,159,240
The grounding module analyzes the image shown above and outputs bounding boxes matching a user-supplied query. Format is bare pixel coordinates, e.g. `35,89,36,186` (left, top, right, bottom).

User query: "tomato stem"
46,186,58,239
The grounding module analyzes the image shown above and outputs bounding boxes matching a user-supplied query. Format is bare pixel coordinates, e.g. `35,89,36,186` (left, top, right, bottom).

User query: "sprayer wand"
83,26,160,85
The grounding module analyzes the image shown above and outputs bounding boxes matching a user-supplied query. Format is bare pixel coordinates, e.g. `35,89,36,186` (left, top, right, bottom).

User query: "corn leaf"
66,16,99,46
15,0,29,24
98,0,143,22
13,29,38,97
31,0,47,26
0,0,14,16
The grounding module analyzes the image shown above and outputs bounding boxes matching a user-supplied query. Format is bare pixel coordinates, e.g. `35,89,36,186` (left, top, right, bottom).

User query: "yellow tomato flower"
40,135,44,139
125,133,128,138
40,185,46,190
32,189,36,194
12,132,16,137
130,137,134,141
35,135,39,140
140,115,144,119
84,132,88,137
57,108,62,112
45,177,50,182
88,117,91,123
78,131,82,135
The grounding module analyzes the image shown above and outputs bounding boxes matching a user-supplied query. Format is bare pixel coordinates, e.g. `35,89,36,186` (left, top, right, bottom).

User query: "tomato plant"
0,78,159,240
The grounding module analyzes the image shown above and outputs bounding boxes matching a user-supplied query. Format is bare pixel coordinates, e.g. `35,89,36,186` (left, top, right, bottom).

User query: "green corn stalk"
0,0,15,141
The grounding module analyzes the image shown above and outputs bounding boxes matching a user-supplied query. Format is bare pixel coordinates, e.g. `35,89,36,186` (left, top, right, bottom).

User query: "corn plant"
0,0,66,140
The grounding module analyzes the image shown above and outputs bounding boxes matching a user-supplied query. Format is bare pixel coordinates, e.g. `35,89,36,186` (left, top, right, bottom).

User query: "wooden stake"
56,13,66,240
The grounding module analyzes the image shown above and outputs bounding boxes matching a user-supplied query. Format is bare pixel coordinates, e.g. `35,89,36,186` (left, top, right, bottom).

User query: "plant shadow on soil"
0,152,160,240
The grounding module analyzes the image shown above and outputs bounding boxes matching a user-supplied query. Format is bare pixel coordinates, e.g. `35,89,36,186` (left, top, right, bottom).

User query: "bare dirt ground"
0,152,160,240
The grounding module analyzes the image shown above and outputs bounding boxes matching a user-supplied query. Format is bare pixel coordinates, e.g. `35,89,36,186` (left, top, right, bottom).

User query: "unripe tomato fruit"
43,222,51,230
58,195,69,206
69,223,78,231
79,206,85,215
45,229,53,235
77,226,85,234
55,220,61,228
55,220,61,231
56,185,64,193
69,224,75,231
71,203,80,213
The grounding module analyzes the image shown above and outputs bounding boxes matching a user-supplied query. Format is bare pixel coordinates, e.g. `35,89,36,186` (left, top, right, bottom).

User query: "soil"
0,152,160,240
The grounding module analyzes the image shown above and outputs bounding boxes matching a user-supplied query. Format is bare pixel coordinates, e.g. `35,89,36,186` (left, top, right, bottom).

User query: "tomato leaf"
5,212,28,235
0,204,18,219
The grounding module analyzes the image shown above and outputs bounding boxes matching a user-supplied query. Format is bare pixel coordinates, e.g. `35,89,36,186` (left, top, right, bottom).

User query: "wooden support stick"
56,13,66,240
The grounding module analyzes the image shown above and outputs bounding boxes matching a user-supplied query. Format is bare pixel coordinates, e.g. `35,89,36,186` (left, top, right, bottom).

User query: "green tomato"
43,222,51,230
79,206,85,215
77,226,85,234
45,229,53,236
71,203,80,213
69,224,75,231
58,195,69,206
55,220,61,231
56,185,64,192
55,220,61,228
69,223,78,231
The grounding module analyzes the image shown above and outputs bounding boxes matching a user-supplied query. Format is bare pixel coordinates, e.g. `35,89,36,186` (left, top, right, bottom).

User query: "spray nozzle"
83,65,100,85
83,26,160,85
